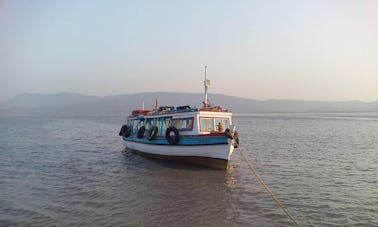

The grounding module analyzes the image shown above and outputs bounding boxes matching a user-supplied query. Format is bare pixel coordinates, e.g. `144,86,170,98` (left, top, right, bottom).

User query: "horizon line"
4,91,377,103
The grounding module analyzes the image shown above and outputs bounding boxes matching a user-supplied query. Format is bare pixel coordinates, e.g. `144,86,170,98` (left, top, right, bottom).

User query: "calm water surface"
0,113,377,226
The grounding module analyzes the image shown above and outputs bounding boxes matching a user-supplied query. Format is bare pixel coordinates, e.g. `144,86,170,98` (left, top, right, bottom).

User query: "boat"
118,66,239,168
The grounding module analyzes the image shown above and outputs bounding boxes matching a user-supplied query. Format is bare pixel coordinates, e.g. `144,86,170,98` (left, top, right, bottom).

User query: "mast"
154,98,159,111
203,66,210,107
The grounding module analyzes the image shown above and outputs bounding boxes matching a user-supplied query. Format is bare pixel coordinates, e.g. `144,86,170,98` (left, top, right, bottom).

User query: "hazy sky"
1,0,377,101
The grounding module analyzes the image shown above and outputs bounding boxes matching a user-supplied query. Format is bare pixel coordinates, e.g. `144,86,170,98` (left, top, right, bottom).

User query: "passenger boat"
119,66,239,168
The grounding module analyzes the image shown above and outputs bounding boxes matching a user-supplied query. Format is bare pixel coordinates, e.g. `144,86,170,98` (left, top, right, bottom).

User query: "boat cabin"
126,106,232,138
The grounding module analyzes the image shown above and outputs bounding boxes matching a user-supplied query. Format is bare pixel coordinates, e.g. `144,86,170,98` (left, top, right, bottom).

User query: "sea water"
0,113,377,226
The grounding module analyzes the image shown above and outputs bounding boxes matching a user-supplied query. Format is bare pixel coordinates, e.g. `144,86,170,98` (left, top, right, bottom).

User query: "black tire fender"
137,126,146,138
165,126,180,145
124,126,132,137
224,128,233,139
148,126,159,141
119,125,127,136
233,130,239,148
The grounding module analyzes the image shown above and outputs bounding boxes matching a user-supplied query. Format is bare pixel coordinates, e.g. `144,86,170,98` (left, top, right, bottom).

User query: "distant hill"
0,92,377,115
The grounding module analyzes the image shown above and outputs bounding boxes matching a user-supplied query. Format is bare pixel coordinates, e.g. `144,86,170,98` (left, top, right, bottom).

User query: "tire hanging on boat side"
119,125,127,136
119,125,132,137
165,126,180,145
123,126,132,137
148,126,159,141
137,126,146,138
233,130,239,148
224,128,233,139
224,128,239,148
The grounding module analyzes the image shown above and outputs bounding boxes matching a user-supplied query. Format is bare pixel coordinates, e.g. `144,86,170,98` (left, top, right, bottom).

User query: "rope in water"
239,149,302,227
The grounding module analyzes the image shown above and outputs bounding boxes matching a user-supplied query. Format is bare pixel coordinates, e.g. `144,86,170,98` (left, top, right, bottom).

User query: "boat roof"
128,105,231,118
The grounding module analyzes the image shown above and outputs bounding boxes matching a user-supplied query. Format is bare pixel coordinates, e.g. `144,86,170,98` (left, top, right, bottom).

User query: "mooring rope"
239,148,302,227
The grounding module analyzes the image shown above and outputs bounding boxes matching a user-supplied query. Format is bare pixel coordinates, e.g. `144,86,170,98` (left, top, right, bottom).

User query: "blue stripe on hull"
123,135,229,146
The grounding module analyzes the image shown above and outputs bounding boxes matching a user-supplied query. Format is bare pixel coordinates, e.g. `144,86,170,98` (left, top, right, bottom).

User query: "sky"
0,0,377,102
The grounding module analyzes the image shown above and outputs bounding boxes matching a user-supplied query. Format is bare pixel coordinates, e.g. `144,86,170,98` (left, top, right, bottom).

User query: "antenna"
203,66,210,107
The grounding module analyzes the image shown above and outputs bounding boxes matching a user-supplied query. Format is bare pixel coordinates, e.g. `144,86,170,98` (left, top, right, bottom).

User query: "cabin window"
128,119,139,134
127,120,133,127
214,118,229,131
200,117,229,132
133,119,139,127
200,118,213,131
145,118,154,130
159,117,172,135
172,117,194,131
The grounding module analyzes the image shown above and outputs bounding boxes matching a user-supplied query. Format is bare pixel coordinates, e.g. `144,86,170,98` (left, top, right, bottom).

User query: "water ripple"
0,114,377,226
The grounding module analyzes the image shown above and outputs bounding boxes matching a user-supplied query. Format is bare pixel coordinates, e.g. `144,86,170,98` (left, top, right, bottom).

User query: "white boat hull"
123,140,235,161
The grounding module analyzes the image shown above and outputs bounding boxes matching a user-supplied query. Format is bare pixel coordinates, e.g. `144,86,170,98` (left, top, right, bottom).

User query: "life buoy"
148,126,159,140
165,126,180,145
137,126,145,138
